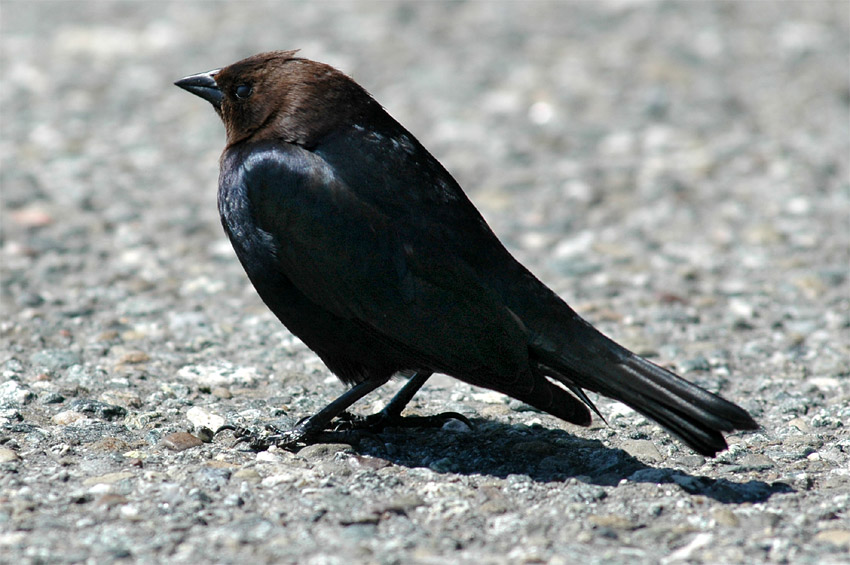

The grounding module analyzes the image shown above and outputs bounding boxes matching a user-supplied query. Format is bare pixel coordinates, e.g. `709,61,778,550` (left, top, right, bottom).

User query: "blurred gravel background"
2,1,849,563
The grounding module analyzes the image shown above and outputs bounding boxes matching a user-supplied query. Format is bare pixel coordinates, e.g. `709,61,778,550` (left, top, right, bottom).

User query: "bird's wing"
311,123,579,342
312,123,513,266
231,140,531,383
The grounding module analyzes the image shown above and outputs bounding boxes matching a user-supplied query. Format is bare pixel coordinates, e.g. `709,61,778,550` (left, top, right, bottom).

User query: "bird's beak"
175,69,223,109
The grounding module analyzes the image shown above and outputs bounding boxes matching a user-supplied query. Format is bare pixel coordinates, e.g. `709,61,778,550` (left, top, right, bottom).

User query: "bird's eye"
235,84,253,99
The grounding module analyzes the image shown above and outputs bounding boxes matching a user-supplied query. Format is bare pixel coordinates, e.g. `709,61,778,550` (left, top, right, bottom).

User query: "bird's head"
175,50,378,148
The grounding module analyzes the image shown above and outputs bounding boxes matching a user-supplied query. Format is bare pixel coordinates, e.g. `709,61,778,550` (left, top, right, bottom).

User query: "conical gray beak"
175,69,223,109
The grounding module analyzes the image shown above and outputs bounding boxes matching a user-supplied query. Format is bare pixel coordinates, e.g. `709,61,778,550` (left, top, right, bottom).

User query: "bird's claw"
214,423,309,452
330,410,473,433
214,410,472,452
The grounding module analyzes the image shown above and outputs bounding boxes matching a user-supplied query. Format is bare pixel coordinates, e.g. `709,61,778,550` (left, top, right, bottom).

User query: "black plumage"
176,51,758,456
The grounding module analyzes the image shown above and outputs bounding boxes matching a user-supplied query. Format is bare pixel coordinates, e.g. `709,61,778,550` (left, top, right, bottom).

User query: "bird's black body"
177,51,758,456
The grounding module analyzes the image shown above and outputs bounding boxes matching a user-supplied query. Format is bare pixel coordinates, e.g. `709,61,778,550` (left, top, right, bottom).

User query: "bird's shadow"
332,418,791,504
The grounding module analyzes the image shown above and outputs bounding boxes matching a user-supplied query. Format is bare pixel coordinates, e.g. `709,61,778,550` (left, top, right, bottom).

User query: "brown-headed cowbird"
175,51,758,456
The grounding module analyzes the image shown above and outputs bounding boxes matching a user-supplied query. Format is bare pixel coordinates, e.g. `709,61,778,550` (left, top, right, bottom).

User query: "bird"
175,50,758,456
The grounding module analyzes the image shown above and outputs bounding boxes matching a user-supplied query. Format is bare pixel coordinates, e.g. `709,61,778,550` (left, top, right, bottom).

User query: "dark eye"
234,84,253,99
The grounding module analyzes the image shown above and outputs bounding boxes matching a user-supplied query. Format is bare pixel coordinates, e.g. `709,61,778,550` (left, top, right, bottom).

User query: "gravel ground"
2,1,849,563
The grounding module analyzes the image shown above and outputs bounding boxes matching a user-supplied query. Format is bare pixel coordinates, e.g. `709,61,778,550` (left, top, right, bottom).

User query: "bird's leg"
333,372,473,432
216,377,388,451
216,372,472,451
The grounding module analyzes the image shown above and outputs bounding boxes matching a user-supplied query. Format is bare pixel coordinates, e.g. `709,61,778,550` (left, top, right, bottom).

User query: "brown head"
175,51,380,148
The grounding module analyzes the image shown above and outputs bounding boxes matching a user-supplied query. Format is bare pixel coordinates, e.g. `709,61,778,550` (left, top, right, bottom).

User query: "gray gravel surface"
2,1,849,563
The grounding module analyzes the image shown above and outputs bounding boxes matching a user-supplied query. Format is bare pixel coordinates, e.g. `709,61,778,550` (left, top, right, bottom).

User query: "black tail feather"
533,332,758,456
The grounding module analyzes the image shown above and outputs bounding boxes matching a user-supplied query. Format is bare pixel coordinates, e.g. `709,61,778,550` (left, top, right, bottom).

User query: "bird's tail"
532,321,758,456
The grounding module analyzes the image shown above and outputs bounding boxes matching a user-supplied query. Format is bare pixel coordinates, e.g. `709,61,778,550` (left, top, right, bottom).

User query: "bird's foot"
214,418,378,452
331,409,473,433
214,421,315,451
215,409,472,451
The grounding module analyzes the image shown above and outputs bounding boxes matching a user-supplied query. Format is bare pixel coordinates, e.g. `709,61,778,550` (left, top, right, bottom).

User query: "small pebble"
814,530,850,549
40,391,65,404
0,447,21,462
348,454,390,470
0,381,36,405
261,473,297,487
186,406,225,431
118,351,150,365
195,427,215,443
233,469,262,483
161,432,203,451
52,410,85,425
83,472,134,486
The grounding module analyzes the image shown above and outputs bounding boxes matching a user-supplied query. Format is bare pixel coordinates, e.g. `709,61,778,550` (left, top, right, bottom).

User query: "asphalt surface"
1,2,849,563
